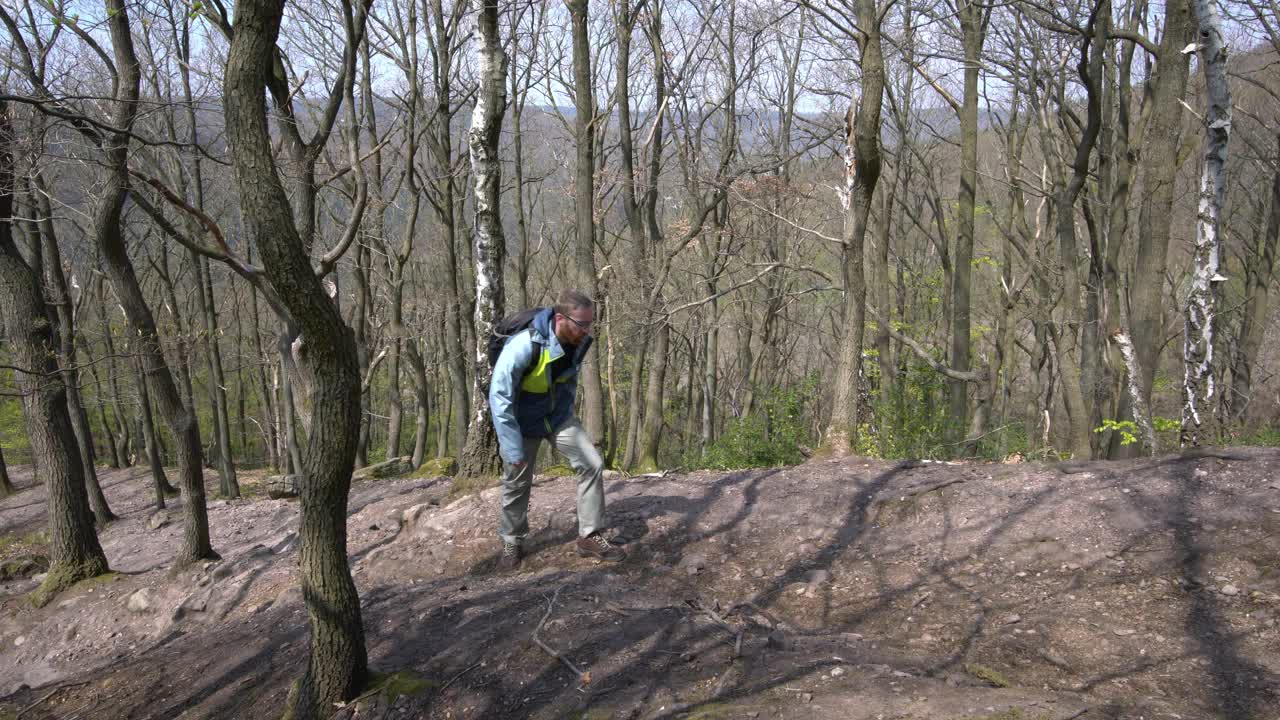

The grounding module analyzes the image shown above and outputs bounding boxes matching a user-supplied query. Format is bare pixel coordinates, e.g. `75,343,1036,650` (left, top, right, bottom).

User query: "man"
489,289,626,570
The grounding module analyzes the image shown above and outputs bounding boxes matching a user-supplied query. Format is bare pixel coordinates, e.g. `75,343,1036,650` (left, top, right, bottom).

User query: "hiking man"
489,289,626,570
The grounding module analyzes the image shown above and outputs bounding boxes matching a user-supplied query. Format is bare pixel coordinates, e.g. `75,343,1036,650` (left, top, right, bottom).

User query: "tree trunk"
823,0,884,454
0,441,13,497
636,321,670,471
0,100,110,607
136,356,173,508
1181,0,1231,446
196,256,240,497
224,0,368,712
34,184,116,523
947,0,986,444
1131,0,1193,409
1229,134,1280,423
96,0,213,565
567,0,607,448
458,0,509,480
425,0,470,459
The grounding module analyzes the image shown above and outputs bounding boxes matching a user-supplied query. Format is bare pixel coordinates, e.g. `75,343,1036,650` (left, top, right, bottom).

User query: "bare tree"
224,0,371,712
0,99,110,607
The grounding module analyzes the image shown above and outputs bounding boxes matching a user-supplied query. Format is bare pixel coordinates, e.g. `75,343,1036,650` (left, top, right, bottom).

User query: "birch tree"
458,0,510,479
1181,0,1231,446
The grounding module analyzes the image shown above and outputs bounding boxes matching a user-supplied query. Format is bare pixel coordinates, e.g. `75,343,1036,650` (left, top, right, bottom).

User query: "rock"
353,457,414,481
767,631,794,651
127,589,153,613
1113,628,1136,637
679,553,707,573
14,636,25,647
417,457,458,477
1220,584,1240,596
265,474,300,500
1004,614,1022,625
801,692,813,703
547,510,578,533
146,511,171,530
802,569,831,586
830,666,846,678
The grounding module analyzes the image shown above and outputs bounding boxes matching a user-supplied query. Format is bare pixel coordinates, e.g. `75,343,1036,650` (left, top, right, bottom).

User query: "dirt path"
2,449,1279,719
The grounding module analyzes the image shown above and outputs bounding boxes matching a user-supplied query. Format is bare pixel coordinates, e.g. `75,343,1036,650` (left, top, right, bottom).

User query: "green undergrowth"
964,663,1011,688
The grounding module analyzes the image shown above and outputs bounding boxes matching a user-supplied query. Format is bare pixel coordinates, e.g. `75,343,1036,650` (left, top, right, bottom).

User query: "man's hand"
511,460,527,470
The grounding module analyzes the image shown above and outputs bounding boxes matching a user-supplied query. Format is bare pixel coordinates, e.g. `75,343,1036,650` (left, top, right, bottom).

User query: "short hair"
554,289,594,317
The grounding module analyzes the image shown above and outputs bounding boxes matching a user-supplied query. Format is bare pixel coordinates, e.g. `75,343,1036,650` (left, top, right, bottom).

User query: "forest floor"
1,448,1279,720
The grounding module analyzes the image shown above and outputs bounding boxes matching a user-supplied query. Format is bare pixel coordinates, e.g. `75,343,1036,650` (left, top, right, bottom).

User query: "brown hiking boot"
497,542,523,571
576,533,626,562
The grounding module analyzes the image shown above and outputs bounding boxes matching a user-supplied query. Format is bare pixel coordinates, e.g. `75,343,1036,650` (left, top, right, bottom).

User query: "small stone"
1004,614,1022,625
1113,628,1136,637
767,631,793,651
686,565,700,576
801,692,813,703
126,589,153,613
14,636,25,647
147,511,170,531
751,568,765,578
1066,563,1082,571
831,666,846,678
803,569,831,586
1220,584,1240,596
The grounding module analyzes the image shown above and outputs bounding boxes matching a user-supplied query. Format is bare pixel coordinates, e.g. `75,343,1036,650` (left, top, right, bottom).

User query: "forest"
1,0,1278,716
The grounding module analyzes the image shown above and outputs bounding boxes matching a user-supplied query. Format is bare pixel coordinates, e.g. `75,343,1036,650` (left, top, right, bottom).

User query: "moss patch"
445,475,498,502
411,457,458,479
364,671,436,700
539,464,575,478
31,566,114,608
964,663,1011,688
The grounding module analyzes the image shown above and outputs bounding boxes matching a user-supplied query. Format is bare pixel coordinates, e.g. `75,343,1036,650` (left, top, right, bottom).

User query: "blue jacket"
488,308,593,464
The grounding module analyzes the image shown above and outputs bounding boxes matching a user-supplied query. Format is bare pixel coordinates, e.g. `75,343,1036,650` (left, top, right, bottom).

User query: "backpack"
487,307,545,368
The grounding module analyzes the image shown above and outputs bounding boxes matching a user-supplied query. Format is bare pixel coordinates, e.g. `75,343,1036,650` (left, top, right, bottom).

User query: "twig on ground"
532,587,590,686
440,661,483,693
900,478,967,499
17,679,94,719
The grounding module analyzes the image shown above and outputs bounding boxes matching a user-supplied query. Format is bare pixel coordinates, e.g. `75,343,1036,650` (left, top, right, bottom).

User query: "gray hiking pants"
498,417,605,545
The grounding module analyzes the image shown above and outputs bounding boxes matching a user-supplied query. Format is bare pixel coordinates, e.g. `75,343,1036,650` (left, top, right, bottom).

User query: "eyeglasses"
562,314,593,331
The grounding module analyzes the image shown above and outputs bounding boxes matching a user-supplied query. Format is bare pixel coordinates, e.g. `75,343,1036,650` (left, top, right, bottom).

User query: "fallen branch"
440,660,483,693
899,478,967,499
532,588,590,686
17,680,93,719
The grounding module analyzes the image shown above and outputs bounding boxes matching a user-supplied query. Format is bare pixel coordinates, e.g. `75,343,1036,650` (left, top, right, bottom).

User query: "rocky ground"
1,447,1279,719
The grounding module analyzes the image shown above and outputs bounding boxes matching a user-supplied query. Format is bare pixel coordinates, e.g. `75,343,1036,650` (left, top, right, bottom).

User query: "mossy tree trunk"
0,100,110,608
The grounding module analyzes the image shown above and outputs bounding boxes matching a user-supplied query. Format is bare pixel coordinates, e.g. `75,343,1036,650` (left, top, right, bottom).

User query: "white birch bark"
1181,0,1231,447
458,0,509,477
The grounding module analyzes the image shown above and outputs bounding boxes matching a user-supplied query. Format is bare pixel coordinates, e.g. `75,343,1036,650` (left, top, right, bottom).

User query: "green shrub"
692,379,815,470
